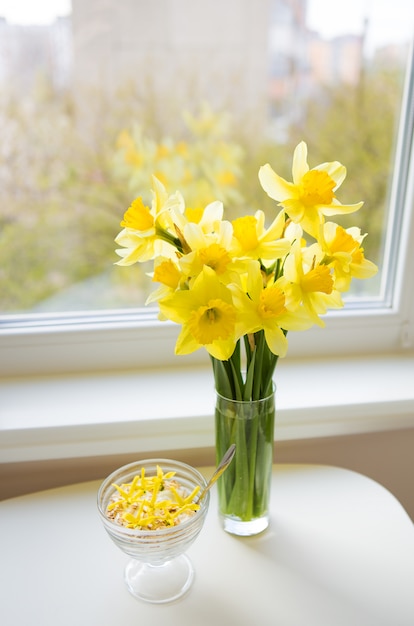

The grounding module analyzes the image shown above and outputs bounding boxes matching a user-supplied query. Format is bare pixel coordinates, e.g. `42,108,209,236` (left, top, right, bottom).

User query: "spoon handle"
196,444,236,503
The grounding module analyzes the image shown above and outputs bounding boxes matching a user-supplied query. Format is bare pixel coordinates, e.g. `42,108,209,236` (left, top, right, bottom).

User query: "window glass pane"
0,0,412,316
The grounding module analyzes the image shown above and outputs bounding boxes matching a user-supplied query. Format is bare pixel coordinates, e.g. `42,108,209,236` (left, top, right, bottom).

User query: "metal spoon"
195,443,236,503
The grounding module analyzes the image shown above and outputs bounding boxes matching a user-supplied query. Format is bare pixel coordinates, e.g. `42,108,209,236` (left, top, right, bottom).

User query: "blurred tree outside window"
0,0,412,317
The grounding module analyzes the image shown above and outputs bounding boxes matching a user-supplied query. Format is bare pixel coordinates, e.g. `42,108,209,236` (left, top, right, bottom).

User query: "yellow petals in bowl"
97,458,210,604
107,464,201,529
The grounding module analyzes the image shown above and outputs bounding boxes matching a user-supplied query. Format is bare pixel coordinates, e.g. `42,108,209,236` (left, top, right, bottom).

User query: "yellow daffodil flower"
231,209,291,261
178,208,249,285
158,267,238,360
318,222,378,292
258,141,363,238
115,176,185,265
229,263,314,356
151,175,186,233
278,240,343,327
145,257,184,305
172,199,224,236
115,196,158,264
152,258,182,290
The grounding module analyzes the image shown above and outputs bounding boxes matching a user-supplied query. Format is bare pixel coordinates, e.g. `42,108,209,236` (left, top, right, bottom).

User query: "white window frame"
1,38,414,378
1,127,413,464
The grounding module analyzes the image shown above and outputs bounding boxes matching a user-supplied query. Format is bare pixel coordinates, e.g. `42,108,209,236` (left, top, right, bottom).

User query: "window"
0,0,413,377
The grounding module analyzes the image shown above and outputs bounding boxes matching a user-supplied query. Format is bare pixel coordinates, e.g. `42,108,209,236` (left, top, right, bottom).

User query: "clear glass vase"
215,390,275,536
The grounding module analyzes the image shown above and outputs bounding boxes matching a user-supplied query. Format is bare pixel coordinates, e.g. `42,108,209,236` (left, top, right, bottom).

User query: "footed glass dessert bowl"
97,458,210,604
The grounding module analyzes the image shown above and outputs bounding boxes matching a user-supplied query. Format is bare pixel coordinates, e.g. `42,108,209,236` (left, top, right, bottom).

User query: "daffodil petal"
261,209,286,241
350,258,378,279
183,223,204,249
295,206,323,239
276,198,306,222
205,337,237,360
175,325,202,355
151,175,168,213
258,164,297,202
292,141,309,184
245,262,264,302
200,200,224,226
159,291,193,324
263,325,289,357
278,308,314,331
320,200,364,217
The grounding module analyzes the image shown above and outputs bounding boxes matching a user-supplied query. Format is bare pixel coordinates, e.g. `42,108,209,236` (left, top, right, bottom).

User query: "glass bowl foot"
124,555,194,604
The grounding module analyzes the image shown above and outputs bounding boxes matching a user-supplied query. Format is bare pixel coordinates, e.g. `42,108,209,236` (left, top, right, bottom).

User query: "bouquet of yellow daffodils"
115,142,377,402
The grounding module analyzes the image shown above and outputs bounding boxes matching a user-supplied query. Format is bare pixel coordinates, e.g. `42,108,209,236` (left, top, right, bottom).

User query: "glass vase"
215,390,275,536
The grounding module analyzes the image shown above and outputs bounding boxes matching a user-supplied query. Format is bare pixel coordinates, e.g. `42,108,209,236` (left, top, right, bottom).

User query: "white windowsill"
1,352,414,464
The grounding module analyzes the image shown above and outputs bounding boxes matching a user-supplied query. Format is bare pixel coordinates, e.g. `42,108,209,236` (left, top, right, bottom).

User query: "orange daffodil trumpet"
115,141,377,399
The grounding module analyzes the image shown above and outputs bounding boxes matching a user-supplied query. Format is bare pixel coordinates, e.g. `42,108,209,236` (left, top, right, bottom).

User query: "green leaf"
211,339,243,400
211,357,232,398
252,331,265,399
243,334,252,367
229,358,244,400
244,349,256,401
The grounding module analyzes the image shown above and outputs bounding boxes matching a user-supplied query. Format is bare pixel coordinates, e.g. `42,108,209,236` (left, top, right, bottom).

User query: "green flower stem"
212,330,281,401
246,405,259,518
228,409,250,516
212,331,279,522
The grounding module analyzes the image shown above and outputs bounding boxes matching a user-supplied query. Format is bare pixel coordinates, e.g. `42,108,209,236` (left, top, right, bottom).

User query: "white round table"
1,464,413,625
